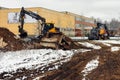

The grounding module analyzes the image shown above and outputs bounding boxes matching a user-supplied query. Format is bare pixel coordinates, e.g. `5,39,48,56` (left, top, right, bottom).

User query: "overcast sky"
0,0,120,21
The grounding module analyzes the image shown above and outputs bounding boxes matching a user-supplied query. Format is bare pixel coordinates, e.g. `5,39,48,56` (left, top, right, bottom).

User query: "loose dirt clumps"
0,27,27,51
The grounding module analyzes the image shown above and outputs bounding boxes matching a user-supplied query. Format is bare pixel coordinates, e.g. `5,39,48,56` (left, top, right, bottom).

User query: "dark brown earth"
41,49,120,80
0,27,27,51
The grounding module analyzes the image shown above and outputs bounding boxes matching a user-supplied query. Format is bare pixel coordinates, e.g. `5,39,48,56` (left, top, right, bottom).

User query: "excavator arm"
18,7,59,38
18,7,46,38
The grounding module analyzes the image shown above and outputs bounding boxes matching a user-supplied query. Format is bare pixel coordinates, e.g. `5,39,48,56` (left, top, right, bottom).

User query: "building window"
75,17,82,21
85,19,94,24
76,24,81,28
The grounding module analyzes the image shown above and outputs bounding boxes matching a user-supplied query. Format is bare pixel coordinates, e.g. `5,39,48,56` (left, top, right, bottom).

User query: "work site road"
0,40,120,80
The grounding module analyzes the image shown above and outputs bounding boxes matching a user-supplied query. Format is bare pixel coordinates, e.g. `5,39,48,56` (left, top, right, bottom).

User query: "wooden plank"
41,37,58,42
40,42,57,48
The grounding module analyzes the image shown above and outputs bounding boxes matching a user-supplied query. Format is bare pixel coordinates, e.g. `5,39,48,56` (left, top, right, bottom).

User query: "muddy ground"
1,44,120,80
0,27,120,80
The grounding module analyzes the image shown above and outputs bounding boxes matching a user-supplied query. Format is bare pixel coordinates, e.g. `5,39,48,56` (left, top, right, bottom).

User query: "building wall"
0,7,75,36
75,15,96,36
62,12,96,37
0,7,8,9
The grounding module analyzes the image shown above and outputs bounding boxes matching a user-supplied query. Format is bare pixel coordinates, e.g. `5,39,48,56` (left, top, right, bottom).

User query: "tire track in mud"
41,50,101,80
41,43,120,80
87,51,120,80
1,40,120,80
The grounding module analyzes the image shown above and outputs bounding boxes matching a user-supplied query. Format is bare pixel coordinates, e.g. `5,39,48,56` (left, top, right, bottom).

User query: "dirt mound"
0,27,26,51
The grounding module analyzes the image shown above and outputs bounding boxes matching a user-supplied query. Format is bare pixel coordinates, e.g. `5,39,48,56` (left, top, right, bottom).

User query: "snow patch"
97,40,120,45
0,49,90,74
33,75,45,80
79,42,101,49
0,49,75,74
81,56,99,80
102,43,111,46
111,47,120,52
73,49,91,53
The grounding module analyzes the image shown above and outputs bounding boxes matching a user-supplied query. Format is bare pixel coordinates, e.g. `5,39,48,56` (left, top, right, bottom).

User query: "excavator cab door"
42,23,54,34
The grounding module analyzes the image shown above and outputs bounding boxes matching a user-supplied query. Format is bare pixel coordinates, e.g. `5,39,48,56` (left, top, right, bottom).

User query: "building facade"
0,7,96,37
0,7,75,36
62,12,96,37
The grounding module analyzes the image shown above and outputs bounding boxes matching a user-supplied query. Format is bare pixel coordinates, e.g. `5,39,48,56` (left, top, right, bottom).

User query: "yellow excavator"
18,7,72,49
18,7,59,38
88,22,110,40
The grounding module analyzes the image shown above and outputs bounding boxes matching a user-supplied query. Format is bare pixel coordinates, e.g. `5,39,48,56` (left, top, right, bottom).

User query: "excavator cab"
88,22,109,40
42,23,59,34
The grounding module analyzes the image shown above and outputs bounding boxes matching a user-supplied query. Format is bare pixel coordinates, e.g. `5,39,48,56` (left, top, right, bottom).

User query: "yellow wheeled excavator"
88,22,110,40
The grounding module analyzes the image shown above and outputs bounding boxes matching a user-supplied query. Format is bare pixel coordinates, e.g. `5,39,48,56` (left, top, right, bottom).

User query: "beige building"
0,7,95,37
0,7,75,36
62,12,96,36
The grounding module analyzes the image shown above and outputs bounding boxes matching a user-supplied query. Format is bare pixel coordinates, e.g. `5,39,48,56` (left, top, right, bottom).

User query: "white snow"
0,49,74,73
97,40,120,45
102,43,111,46
73,49,91,53
0,49,89,74
33,75,45,80
111,47,120,52
81,56,99,80
78,42,101,49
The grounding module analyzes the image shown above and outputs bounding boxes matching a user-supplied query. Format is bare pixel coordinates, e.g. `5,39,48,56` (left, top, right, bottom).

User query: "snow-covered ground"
0,49,72,73
78,42,101,49
0,49,90,74
0,40,120,80
111,47,120,52
96,40,120,44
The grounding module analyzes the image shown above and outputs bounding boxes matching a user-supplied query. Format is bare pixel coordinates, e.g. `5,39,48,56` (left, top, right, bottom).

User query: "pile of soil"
0,27,27,51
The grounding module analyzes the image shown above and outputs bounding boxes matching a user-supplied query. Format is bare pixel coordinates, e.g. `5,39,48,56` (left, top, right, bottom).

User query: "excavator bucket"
19,32,28,38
